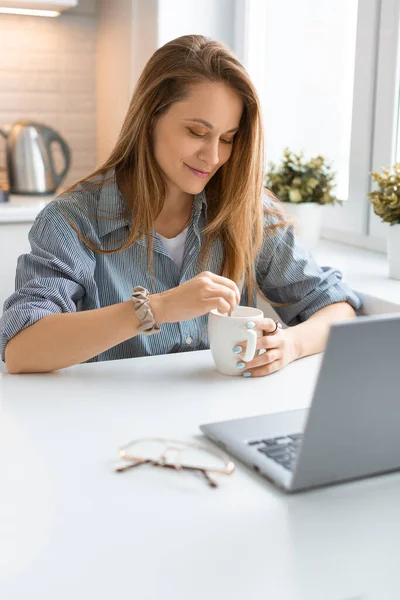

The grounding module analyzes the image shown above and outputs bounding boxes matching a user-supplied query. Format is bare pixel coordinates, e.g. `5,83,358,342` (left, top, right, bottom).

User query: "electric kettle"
0,120,71,195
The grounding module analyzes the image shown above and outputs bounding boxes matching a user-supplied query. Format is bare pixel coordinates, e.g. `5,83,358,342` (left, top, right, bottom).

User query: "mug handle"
243,329,258,362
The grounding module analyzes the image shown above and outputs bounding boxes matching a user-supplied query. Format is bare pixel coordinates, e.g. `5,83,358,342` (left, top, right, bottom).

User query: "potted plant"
368,164,400,280
264,148,341,250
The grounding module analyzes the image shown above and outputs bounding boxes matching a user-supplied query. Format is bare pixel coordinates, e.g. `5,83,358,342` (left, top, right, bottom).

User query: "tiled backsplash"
0,4,97,192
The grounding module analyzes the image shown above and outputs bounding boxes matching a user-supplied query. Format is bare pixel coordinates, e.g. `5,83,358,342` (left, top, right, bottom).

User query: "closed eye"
187,128,234,145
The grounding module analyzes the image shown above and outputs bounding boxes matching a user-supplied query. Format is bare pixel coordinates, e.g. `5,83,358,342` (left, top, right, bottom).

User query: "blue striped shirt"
0,170,362,364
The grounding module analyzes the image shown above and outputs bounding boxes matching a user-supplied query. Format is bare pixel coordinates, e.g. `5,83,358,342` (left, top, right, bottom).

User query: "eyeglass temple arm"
116,459,219,487
115,459,152,472
157,463,219,488
199,470,218,488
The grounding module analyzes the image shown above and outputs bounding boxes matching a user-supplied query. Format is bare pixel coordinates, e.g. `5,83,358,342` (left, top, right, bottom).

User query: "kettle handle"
41,126,71,189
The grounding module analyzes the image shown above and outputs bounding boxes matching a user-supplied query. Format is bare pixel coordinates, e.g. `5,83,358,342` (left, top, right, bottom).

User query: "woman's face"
152,81,243,197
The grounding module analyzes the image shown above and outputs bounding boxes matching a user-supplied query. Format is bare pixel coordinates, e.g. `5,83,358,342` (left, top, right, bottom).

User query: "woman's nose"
200,139,220,169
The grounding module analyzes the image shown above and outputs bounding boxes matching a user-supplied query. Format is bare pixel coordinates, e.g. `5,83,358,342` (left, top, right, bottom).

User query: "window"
246,0,358,202
240,0,400,251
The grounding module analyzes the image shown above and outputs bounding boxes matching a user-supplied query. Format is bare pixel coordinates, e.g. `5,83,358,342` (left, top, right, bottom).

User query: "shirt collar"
97,169,207,240
192,188,207,224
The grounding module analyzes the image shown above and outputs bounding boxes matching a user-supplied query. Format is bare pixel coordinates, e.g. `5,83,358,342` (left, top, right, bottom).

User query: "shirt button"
186,336,193,345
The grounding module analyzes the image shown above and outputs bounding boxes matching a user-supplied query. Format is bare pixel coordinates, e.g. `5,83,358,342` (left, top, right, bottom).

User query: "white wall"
96,0,159,165
158,0,235,48
0,0,98,191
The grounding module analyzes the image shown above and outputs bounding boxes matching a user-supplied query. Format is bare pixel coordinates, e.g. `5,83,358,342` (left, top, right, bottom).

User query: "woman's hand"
237,318,299,377
149,271,240,324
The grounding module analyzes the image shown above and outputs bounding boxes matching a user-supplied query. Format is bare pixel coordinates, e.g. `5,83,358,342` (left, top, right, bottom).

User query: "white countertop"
1,349,400,600
313,240,400,313
0,194,54,223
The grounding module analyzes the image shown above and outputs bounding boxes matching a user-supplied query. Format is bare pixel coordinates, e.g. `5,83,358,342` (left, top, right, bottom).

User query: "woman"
0,35,361,375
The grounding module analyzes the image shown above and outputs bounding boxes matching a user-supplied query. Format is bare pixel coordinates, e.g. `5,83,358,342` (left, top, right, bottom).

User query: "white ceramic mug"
208,306,264,376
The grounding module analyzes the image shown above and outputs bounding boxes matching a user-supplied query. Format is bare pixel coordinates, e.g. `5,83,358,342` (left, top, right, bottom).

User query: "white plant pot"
387,224,400,280
282,202,323,251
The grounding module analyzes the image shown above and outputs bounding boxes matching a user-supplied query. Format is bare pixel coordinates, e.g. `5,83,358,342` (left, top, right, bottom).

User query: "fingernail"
246,321,256,329
233,345,242,354
236,362,245,370
243,372,252,378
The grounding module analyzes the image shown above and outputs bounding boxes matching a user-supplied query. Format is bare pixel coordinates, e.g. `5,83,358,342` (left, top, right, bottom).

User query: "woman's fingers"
239,331,282,354
241,349,280,370
241,359,283,378
207,297,231,314
203,272,241,304
247,317,280,334
257,334,282,350
153,272,241,323
235,329,297,377
205,282,238,312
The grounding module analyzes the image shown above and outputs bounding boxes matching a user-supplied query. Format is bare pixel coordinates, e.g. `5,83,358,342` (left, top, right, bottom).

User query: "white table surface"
1,349,399,600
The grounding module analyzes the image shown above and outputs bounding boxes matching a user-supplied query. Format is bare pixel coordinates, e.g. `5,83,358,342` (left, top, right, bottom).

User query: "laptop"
200,312,400,493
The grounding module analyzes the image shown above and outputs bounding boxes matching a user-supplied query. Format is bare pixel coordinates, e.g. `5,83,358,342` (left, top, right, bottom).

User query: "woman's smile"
184,163,211,178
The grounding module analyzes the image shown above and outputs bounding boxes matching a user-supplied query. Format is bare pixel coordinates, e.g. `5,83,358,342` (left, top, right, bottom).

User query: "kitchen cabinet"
0,222,32,312
0,0,78,13
0,197,52,312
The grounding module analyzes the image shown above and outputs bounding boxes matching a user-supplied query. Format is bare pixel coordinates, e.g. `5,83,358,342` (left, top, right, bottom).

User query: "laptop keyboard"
247,433,303,471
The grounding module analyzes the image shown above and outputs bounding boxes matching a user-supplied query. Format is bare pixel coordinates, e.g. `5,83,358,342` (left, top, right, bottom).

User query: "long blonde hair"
60,34,291,303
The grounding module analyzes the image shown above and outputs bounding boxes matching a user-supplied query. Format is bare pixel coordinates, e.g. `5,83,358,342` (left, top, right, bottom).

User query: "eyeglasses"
115,437,235,488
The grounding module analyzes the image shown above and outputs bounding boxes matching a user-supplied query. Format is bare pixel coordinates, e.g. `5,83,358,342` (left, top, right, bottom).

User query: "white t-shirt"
157,227,188,271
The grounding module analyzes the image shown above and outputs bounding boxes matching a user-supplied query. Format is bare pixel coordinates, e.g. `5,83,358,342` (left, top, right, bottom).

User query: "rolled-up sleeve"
0,205,96,362
256,219,362,326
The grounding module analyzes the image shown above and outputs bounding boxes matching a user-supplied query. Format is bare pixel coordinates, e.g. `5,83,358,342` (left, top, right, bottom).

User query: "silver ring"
272,320,282,334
